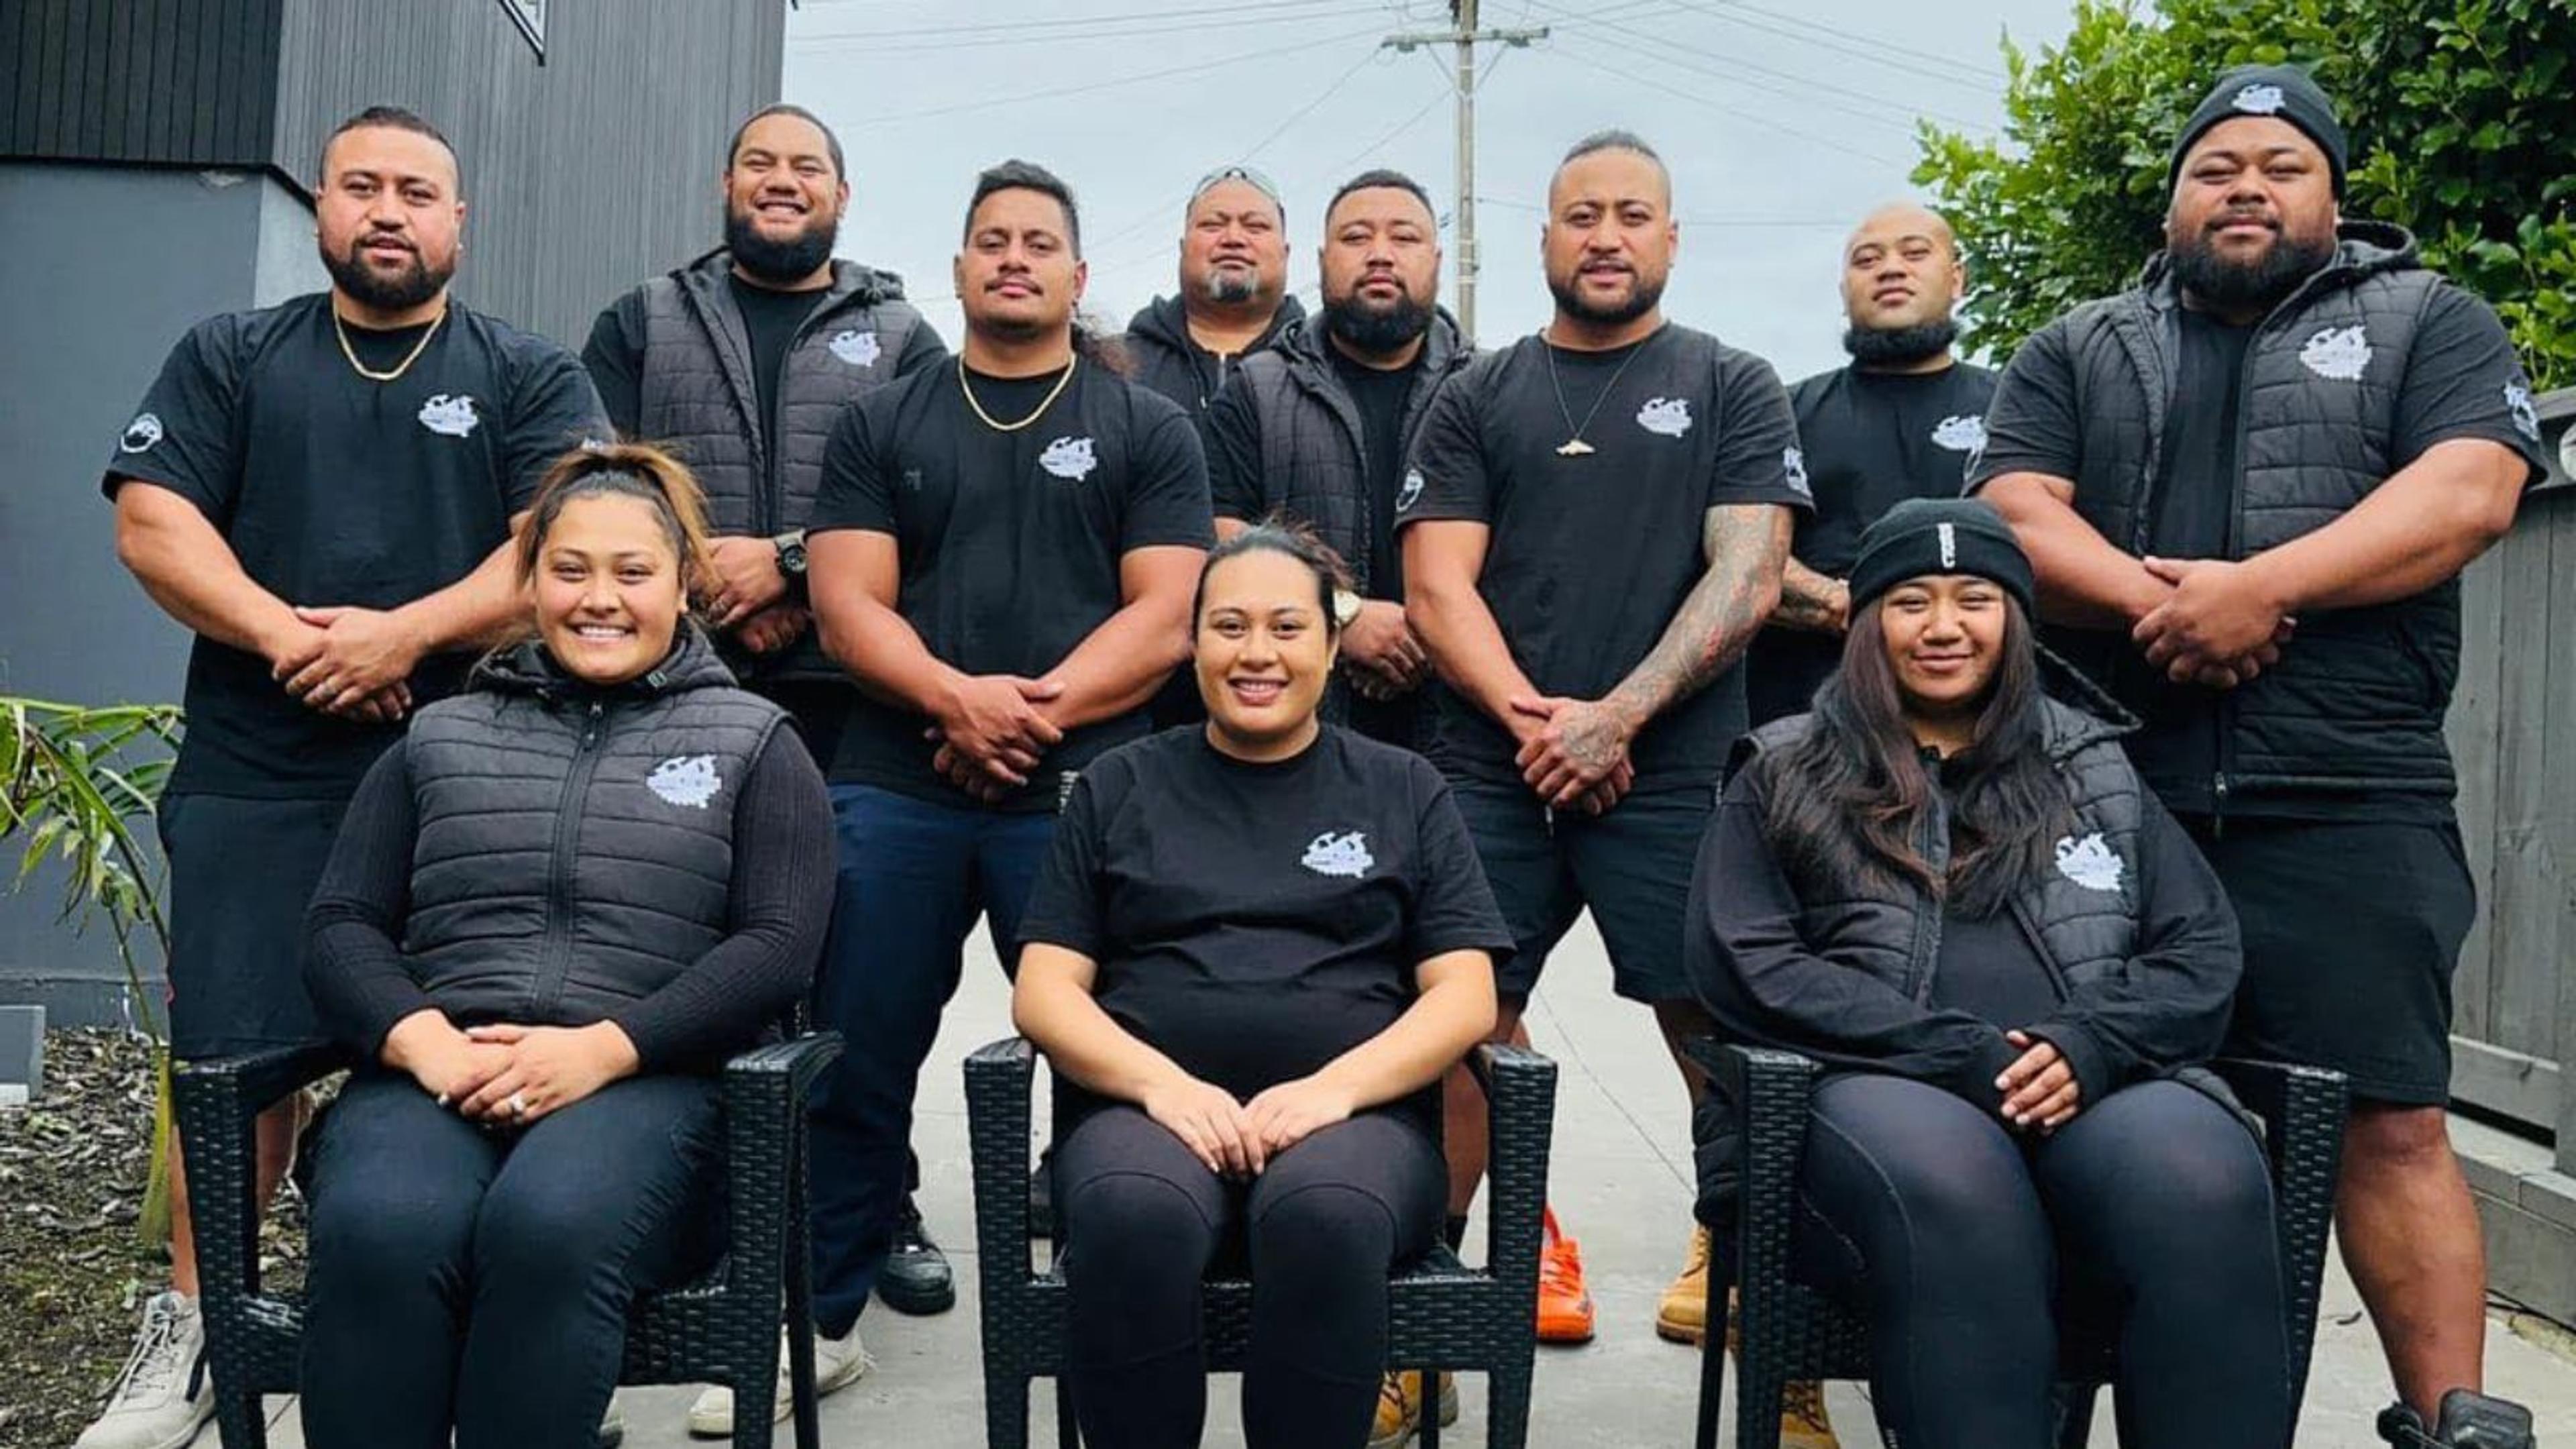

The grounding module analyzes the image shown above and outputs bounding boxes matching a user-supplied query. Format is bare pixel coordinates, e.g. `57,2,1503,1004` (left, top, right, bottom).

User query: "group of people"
72,54,2550,1449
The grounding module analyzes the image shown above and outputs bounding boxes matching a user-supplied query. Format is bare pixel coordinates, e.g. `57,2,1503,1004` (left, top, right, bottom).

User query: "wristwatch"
1332,588,1364,629
773,531,809,598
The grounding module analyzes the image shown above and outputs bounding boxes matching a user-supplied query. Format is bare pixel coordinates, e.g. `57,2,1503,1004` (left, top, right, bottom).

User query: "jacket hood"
1274,304,1468,376
678,247,908,309
2136,219,2418,300
1124,291,1308,356
472,621,740,701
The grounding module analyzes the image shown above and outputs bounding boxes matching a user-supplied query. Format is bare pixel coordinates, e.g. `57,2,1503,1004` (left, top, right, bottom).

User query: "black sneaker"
2379,1389,2536,1449
876,1196,956,1316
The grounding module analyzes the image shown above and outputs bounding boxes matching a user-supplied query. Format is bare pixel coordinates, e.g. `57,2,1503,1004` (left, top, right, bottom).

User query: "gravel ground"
0,1031,310,1449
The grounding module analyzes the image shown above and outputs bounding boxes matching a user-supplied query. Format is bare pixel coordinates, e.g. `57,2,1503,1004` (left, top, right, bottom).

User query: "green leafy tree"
1915,0,2576,385
1,698,185,1245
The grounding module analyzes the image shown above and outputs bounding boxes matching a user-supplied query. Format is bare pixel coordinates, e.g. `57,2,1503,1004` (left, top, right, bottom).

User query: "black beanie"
2169,63,2348,198
1847,498,2035,619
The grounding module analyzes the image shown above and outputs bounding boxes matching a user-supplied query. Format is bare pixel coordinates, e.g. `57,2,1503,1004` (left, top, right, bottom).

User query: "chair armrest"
1474,1042,1560,1293
2209,1055,2346,1411
1703,1042,1819,1299
718,1032,843,1302
964,1037,1040,1275
170,1040,351,1306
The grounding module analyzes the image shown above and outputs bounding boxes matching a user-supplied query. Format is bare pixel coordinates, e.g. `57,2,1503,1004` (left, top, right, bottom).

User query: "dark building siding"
272,0,789,344
3,0,286,166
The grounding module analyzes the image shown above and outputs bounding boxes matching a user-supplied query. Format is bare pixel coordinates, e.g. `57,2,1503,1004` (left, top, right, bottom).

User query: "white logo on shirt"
1782,445,1813,498
1301,830,1375,879
1937,521,1958,569
1396,467,1426,514
828,329,881,368
119,413,164,453
2053,833,2125,893
1931,414,1988,453
2505,382,2540,441
1636,396,1693,437
1039,435,1097,480
2297,325,2371,382
418,394,480,437
2231,83,2287,115
646,755,722,809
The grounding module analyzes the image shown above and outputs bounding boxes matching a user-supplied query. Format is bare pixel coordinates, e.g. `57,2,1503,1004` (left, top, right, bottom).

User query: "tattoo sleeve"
1774,555,1849,635
1605,503,1793,727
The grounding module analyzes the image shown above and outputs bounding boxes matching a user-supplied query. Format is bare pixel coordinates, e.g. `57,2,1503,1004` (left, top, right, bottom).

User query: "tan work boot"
1717,1287,1842,1449
1367,1370,1460,1448
1654,1224,1712,1343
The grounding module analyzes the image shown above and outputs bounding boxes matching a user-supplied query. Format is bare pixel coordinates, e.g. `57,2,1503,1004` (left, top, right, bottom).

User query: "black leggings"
1791,1075,2291,1449
1055,1106,1444,1449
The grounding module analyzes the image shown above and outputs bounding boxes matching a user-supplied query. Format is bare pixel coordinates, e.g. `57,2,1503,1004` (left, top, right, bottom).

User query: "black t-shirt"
1332,345,1421,596
1016,725,1513,1138
1972,281,2548,821
808,360,1215,811
104,294,606,798
1397,325,1811,791
1929,909,2064,1028
1748,361,2000,727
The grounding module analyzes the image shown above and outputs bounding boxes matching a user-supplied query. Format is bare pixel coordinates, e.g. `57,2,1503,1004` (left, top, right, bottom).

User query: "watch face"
778,542,808,575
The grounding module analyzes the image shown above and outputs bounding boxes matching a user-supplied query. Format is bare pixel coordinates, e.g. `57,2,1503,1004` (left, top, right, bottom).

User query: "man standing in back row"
1746,202,1996,729
1399,130,1812,1430
1974,65,2546,1449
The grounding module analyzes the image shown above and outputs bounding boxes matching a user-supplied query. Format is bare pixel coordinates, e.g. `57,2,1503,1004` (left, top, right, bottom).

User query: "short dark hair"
1193,519,1354,637
1561,127,1664,170
963,159,1083,257
320,105,459,189
1325,168,1436,228
728,103,845,180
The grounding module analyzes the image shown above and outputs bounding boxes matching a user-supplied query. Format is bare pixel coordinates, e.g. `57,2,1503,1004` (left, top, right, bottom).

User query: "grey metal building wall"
3,0,288,167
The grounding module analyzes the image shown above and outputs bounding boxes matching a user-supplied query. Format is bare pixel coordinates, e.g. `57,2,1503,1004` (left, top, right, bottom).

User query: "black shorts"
2187,816,2474,1107
158,792,350,1061
1448,776,1714,1004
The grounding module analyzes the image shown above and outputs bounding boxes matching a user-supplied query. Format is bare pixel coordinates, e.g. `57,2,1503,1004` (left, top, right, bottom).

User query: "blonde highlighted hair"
515,440,716,604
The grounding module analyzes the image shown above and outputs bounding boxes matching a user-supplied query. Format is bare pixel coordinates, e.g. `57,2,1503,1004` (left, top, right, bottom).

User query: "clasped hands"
927,673,1068,803
268,604,425,724
386,1010,639,1127
1139,1072,1358,1179
1994,1028,2081,1132
1509,694,1638,817
2132,556,2298,690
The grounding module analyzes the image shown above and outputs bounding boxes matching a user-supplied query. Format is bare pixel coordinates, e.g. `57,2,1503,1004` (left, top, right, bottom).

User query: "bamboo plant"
0,696,184,1244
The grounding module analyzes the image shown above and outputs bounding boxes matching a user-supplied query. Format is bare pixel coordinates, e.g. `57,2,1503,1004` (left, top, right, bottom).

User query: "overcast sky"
780,0,2074,382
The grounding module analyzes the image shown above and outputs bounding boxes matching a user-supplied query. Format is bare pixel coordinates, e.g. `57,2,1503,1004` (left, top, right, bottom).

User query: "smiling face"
1878,573,2007,719
1195,547,1335,759
2165,116,2340,313
722,110,847,285
314,124,463,316
1542,147,1676,330
956,184,1085,343
534,494,688,686
1181,177,1287,309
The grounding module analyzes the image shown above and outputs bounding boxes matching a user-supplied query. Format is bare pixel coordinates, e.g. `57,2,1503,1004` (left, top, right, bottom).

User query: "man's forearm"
115,489,301,659
388,520,532,655
818,598,960,716
1405,575,1539,729
2245,439,2524,614
1774,555,1848,634
1040,597,1193,731
1980,472,2169,629
1603,505,1789,728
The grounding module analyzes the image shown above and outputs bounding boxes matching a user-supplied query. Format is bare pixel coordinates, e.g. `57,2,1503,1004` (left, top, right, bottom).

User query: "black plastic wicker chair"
965,1036,1558,1449
170,1032,843,1449
1686,1040,2347,1449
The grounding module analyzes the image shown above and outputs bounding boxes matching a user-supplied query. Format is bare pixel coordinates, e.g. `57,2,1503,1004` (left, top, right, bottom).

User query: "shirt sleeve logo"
1301,830,1375,878
1635,397,1694,437
417,394,482,437
2504,381,2541,442
2053,832,2125,893
646,754,722,808
2231,83,2287,114
119,413,164,454
1396,467,1426,514
828,329,882,368
2296,325,2371,381
1038,435,1097,480
1931,414,1988,453
1782,445,1813,498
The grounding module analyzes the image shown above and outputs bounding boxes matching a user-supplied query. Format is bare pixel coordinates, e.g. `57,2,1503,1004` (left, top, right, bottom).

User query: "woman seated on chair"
1688,498,2290,1449
295,443,833,1449
1010,523,1507,1449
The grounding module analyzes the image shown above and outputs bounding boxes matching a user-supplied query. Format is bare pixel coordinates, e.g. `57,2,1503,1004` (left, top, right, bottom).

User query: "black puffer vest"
637,251,928,682
1121,292,1305,418
2013,223,2456,804
397,629,786,1030
1229,309,1470,598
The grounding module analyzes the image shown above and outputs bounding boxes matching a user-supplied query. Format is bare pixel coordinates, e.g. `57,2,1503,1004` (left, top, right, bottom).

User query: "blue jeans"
808,784,1058,1333
299,1072,722,1449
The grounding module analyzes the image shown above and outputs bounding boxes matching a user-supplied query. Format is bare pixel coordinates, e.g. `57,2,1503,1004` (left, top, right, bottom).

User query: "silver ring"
507,1091,529,1117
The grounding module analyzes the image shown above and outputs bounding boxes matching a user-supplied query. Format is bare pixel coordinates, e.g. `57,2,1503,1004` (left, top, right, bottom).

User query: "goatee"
726,205,839,286
1843,318,1957,368
1324,292,1432,357
321,236,451,314
1548,268,1664,329
2169,227,2335,315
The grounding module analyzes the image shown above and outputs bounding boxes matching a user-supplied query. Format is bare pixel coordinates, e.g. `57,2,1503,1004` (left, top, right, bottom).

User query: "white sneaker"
73,1291,214,1449
684,1324,869,1437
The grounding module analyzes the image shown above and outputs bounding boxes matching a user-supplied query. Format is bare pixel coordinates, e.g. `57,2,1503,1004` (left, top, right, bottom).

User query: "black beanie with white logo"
2169,63,2349,198
1847,498,2036,620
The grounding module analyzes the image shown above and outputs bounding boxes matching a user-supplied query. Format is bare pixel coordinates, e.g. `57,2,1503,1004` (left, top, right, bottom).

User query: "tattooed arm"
1512,503,1792,809
1774,555,1849,634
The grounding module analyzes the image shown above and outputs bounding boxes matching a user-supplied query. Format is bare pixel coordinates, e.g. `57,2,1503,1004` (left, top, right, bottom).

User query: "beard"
1199,264,1266,306
1548,264,1665,328
725,203,839,286
2169,221,2336,314
321,233,451,313
1323,286,1432,356
1843,317,1957,368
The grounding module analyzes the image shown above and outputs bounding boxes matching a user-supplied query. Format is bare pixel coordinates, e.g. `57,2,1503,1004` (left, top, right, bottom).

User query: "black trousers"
1055,1106,1444,1449
1792,1074,2291,1449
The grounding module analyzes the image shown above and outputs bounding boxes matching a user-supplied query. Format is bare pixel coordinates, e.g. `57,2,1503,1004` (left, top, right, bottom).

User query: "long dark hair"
1756,596,2070,918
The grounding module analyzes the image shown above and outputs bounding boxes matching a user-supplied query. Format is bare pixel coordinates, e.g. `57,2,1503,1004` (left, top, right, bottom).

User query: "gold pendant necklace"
959,355,1078,431
1544,329,1646,457
333,301,447,382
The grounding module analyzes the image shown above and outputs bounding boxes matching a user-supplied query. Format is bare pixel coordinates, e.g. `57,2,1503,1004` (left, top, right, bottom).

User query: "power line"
1532,2,1980,132
1546,40,1904,166
796,0,1373,44
796,5,1394,55
1474,195,1849,227
1667,0,2004,83
835,21,1394,127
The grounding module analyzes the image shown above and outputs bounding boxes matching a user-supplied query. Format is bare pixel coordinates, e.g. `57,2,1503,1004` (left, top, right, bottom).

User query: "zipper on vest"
529,700,609,1022
2210,771,2230,839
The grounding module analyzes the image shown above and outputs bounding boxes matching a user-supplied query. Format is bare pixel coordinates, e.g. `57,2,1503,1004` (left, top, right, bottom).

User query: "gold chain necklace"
333,301,447,383
958,355,1077,431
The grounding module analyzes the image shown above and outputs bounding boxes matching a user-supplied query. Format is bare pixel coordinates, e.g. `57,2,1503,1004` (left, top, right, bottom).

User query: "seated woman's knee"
1250,1181,1397,1275
1065,1171,1218,1270
309,1175,478,1294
